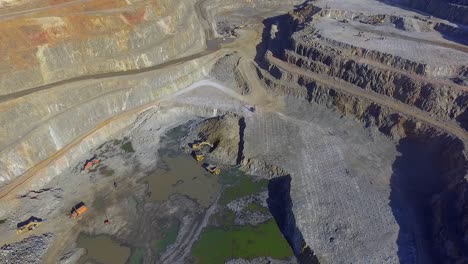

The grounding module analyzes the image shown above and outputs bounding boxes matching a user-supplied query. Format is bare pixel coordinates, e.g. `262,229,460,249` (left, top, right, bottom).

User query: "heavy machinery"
204,164,221,175
82,157,100,172
71,202,88,218
191,141,213,161
16,216,43,234
190,141,213,150
193,150,205,162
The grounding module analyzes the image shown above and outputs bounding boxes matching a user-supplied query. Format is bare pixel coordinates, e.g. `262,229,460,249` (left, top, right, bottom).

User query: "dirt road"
268,53,468,142
0,79,248,201
0,50,217,103
0,0,93,20
0,0,272,206
160,195,220,263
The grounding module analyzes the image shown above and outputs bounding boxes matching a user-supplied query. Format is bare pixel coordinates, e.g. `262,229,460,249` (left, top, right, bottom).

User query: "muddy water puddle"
74,123,292,263
142,153,220,207
77,234,130,264
140,123,221,207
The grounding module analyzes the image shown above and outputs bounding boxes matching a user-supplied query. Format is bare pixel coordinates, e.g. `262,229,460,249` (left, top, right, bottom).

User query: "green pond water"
76,124,293,263
192,219,293,264
142,152,220,208
191,169,294,263
77,234,130,264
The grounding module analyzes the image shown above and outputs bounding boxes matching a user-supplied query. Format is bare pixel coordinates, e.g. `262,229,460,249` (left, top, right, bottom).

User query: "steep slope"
0,0,211,188
389,0,468,25
255,1,468,263
0,0,206,95
0,0,466,263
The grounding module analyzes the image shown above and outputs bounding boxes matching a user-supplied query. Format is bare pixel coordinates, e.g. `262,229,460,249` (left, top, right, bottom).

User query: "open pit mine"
0,0,467,263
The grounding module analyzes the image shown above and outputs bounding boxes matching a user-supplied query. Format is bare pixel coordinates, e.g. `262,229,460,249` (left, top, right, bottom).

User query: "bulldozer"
16,216,43,235
71,202,88,219
193,150,205,162
204,164,221,175
190,141,213,150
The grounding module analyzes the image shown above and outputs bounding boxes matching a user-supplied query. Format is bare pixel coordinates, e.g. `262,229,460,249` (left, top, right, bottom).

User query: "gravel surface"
0,233,54,264
227,191,271,225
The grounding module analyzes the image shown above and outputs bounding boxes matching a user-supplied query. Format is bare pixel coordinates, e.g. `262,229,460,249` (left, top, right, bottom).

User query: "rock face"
0,0,306,262
0,52,221,187
0,0,303,191
0,0,217,187
393,0,468,25
255,1,468,263
1,0,467,263
0,0,205,94
190,113,243,165
202,0,301,36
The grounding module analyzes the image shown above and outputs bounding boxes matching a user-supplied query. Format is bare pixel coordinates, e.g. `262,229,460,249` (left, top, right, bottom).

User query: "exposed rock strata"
0,0,206,95
392,0,468,25
0,51,223,187
255,2,468,263
202,0,301,35
0,0,467,263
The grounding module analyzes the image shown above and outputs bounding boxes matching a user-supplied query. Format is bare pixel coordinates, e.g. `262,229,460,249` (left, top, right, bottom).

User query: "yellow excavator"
191,141,213,161
16,216,43,235
190,141,213,150
194,150,205,162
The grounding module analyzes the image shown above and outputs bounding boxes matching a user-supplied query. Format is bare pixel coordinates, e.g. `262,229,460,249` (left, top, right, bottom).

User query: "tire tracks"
0,51,216,104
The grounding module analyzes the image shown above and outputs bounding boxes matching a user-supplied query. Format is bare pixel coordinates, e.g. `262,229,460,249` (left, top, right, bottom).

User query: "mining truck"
193,150,205,162
190,141,213,150
71,202,88,218
204,164,221,175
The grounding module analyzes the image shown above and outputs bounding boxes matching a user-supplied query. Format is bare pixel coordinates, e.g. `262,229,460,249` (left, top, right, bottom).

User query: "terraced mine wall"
260,8,468,127
255,7,468,264
1,0,466,262
0,0,219,188
0,0,205,95
0,50,223,188
203,0,301,20
392,0,468,25
202,0,301,36
314,6,468,48
0,0,310,191
286,43,467,124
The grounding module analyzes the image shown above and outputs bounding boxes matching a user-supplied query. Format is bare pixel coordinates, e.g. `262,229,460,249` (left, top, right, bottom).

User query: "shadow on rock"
455,105,468,131
255,14,295,68
389,135,467,263
376,0,468,46
267,175,320,264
